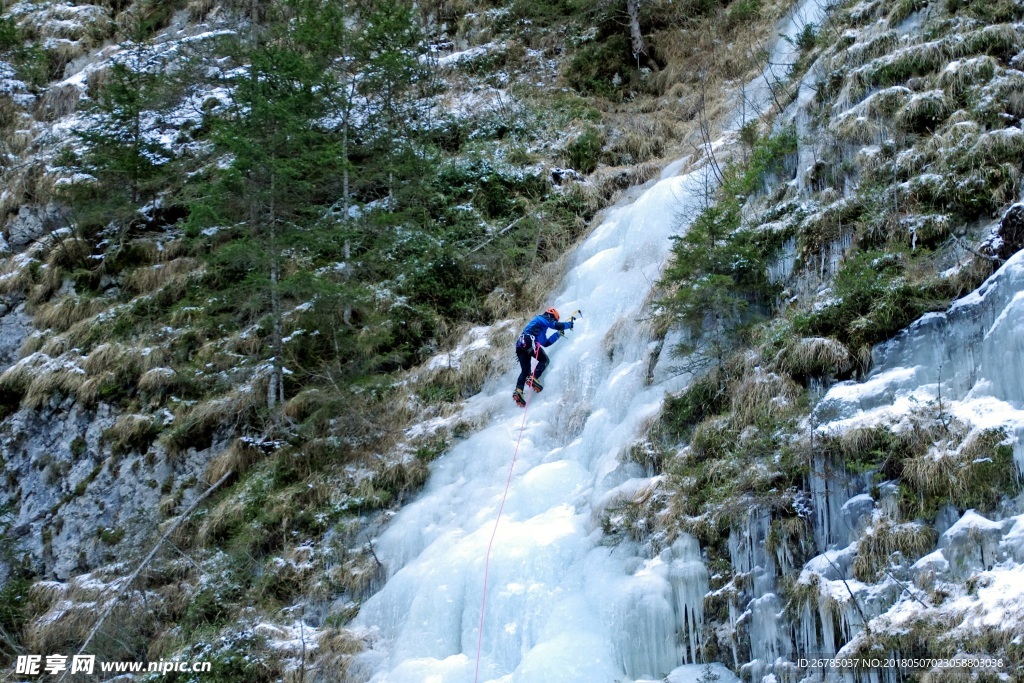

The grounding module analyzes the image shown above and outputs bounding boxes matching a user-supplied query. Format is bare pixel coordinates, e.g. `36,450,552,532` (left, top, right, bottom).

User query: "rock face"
4,204,63,247
0,398,214,579
994,203,1024,261
0,302,31,370
939,510,1009,580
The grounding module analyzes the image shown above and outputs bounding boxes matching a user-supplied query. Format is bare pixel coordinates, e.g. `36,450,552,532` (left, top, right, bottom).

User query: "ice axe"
560,309,582,336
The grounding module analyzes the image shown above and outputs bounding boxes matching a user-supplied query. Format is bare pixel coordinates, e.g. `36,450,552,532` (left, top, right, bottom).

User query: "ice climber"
513,307,573,407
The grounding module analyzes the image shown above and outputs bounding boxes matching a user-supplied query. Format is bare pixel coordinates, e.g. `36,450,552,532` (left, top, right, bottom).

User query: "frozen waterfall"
350,157,719,683
350,1,832,681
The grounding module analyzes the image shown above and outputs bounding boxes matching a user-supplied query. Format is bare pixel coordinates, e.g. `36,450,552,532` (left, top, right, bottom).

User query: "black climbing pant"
516,340,548,392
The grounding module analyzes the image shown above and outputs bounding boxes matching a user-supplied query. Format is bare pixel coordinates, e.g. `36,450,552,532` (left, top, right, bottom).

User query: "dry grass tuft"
561,180,606,218
776,336,855,379
853,517,936,582
157,240,190,263
970,128,1024,165
0,94,18,131
124,258,200,294
46,236,91,269
606,117,674,165
938,56,998,96
28,576,157,659
484,286,514,319
187,0,216,20
2,127,34,160
26,264,64,305
203,438,265,485
960,23,1023,58
374,458,430,501
104,413,158,455
832,113,887,145
846,31,903,68
598,161,662,195
138,366,180,394
283,387,326,422
33,296,108,334
902,427,1012,511
35,84,82,122
25,365,87,409
38,334,72,357
192,494,246,547
83,343,129,376
17,332,47,358
0,255,38,296
419,324,514,404
894,90,952,133
306,627,362,682
326,547,386,601
164,380,267,456
521,256,569,311
0,352,87,409
729,367,802,426
80,343,164,402
689,415,732,462
830,86,909,142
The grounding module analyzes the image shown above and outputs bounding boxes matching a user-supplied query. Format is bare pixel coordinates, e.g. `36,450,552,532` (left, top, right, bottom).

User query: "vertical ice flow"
351,159,713,683
351,1,832,680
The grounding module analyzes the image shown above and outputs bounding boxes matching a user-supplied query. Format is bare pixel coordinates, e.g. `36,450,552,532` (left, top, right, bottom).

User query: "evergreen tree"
63,17,174,235
353,0,434,205
190,0,353,412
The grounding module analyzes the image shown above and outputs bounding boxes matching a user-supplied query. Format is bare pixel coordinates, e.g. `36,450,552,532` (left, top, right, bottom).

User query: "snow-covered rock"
939,510,1008,579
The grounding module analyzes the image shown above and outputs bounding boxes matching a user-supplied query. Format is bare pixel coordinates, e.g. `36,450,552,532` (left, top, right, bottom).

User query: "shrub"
565,35,632,98
661,368,731,439
658,128,796,356
509,0,585,26
563,126,605,174
726,0,761,28
794,250,950,351
0,571,33,665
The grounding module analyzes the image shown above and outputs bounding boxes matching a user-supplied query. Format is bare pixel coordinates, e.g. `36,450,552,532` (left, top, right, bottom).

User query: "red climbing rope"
473,345,540,683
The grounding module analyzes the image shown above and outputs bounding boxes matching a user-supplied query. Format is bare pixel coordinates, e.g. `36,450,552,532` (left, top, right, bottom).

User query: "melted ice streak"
352,1,830,681
727,0,834,132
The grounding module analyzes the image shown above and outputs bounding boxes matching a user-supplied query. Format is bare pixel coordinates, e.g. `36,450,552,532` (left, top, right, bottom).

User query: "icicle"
668,535,709,664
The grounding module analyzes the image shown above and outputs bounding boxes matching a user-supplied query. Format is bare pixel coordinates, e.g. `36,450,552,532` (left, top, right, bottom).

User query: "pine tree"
63,15,174,235
191,0,352,412
353,0,434,205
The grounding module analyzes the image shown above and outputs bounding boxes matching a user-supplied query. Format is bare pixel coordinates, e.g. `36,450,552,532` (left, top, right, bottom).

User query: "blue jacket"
520,313,571,348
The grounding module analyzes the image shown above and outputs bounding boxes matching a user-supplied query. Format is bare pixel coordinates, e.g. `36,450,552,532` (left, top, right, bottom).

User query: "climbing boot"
512,388,526,407
526,376,543,393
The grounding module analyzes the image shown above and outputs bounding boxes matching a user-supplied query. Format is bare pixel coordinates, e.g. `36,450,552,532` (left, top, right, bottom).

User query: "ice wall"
792,214,1024,681
814,235,1024,474
350,2,834,681
350,157,715,683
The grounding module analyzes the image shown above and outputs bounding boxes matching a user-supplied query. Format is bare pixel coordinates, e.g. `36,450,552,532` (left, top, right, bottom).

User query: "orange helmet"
545,307,560,321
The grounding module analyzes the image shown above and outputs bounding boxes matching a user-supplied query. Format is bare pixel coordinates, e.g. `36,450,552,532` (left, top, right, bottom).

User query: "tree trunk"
268,173,284,413
338,0,353,344
626,0,658,71
343,91,353,327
